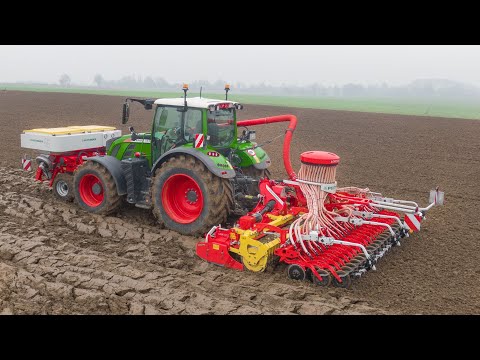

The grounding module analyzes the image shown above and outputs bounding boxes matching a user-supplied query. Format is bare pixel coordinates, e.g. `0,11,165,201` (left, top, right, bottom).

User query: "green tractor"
73,85,271,235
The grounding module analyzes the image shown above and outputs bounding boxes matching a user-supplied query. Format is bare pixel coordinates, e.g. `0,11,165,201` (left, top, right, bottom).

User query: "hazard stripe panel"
194,133,204,148
22,159,32,171
405,213,421,231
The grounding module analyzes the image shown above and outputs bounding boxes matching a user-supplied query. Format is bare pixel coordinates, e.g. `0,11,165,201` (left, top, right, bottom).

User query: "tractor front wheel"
152,155,233,236
73,162,122,214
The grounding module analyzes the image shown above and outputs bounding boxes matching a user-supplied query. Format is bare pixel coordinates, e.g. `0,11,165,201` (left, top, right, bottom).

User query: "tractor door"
152,105,180,162
151,105,203,163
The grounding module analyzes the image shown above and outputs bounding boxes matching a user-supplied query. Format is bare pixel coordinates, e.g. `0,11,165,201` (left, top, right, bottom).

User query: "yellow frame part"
229,213,296,272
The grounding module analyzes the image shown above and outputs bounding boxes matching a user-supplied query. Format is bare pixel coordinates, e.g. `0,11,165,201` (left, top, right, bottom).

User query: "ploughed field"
0,90,479,314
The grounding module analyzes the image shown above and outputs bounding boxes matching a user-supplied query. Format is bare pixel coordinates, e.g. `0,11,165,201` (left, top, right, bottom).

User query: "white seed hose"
290,162,358,253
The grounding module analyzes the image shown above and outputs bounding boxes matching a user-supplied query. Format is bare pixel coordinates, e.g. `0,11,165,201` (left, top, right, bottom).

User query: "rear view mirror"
122,102,130,124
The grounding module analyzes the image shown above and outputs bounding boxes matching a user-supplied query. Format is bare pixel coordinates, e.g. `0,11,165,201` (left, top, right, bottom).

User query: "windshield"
207,108,235,147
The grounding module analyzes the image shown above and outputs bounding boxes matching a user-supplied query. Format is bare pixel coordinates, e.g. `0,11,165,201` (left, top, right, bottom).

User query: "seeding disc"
287,264,306,281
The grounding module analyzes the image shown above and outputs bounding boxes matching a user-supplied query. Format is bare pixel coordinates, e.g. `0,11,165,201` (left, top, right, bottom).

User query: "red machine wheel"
152,155,233,236
73,161,122,214
161,174,204,224
79,174,104,207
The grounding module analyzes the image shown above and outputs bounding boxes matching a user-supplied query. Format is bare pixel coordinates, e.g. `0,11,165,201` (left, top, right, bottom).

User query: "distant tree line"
92,74,228,92
55,73,480,99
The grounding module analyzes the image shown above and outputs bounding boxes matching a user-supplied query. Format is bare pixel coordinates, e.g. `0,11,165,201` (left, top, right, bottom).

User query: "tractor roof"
154,97,239,109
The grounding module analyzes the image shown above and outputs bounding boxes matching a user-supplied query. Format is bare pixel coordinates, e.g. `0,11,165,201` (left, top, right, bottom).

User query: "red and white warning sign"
404,213,422,232
194,133,204,148
22,157,32,171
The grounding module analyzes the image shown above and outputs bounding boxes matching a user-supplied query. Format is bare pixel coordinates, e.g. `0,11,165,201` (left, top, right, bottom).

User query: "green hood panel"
234,143,270,169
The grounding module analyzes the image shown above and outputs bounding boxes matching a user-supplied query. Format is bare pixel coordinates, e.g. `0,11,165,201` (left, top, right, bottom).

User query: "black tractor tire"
151,155,234,236
73,161,122,215
241,166,271,179
52,173,75,202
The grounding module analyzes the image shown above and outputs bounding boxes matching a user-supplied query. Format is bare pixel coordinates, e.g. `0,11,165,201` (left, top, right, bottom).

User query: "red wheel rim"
79,174,104,207
161,174,204,224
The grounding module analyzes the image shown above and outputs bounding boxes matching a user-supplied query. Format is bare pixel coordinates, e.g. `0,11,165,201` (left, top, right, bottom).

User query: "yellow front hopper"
24,125,116,135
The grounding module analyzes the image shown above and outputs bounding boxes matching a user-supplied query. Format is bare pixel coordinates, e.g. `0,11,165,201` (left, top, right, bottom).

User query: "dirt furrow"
0,168,385,314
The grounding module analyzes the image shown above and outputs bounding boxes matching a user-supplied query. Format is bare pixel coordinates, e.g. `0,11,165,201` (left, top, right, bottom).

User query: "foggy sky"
1,45,479,87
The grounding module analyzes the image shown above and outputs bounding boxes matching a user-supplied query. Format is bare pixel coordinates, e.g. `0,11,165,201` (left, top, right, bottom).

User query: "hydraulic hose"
237,115,297,180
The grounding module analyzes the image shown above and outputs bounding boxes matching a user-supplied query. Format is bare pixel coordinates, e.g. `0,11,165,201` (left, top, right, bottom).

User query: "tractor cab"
113,85,269,179
114,85,242,165
150,96,242,161
115,84,270,187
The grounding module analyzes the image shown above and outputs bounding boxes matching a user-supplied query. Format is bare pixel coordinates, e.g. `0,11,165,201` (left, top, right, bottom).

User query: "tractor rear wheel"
73,161,122,214
151,155,233,236
53,173,74,202
242,166,271,179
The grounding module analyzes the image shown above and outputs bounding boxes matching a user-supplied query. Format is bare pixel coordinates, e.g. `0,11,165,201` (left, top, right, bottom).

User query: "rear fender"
151,148,236,179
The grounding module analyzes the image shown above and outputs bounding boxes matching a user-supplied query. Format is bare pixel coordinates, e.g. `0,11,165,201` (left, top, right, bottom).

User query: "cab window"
207,108,235,147
184,108,203,141
154,106,182,134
